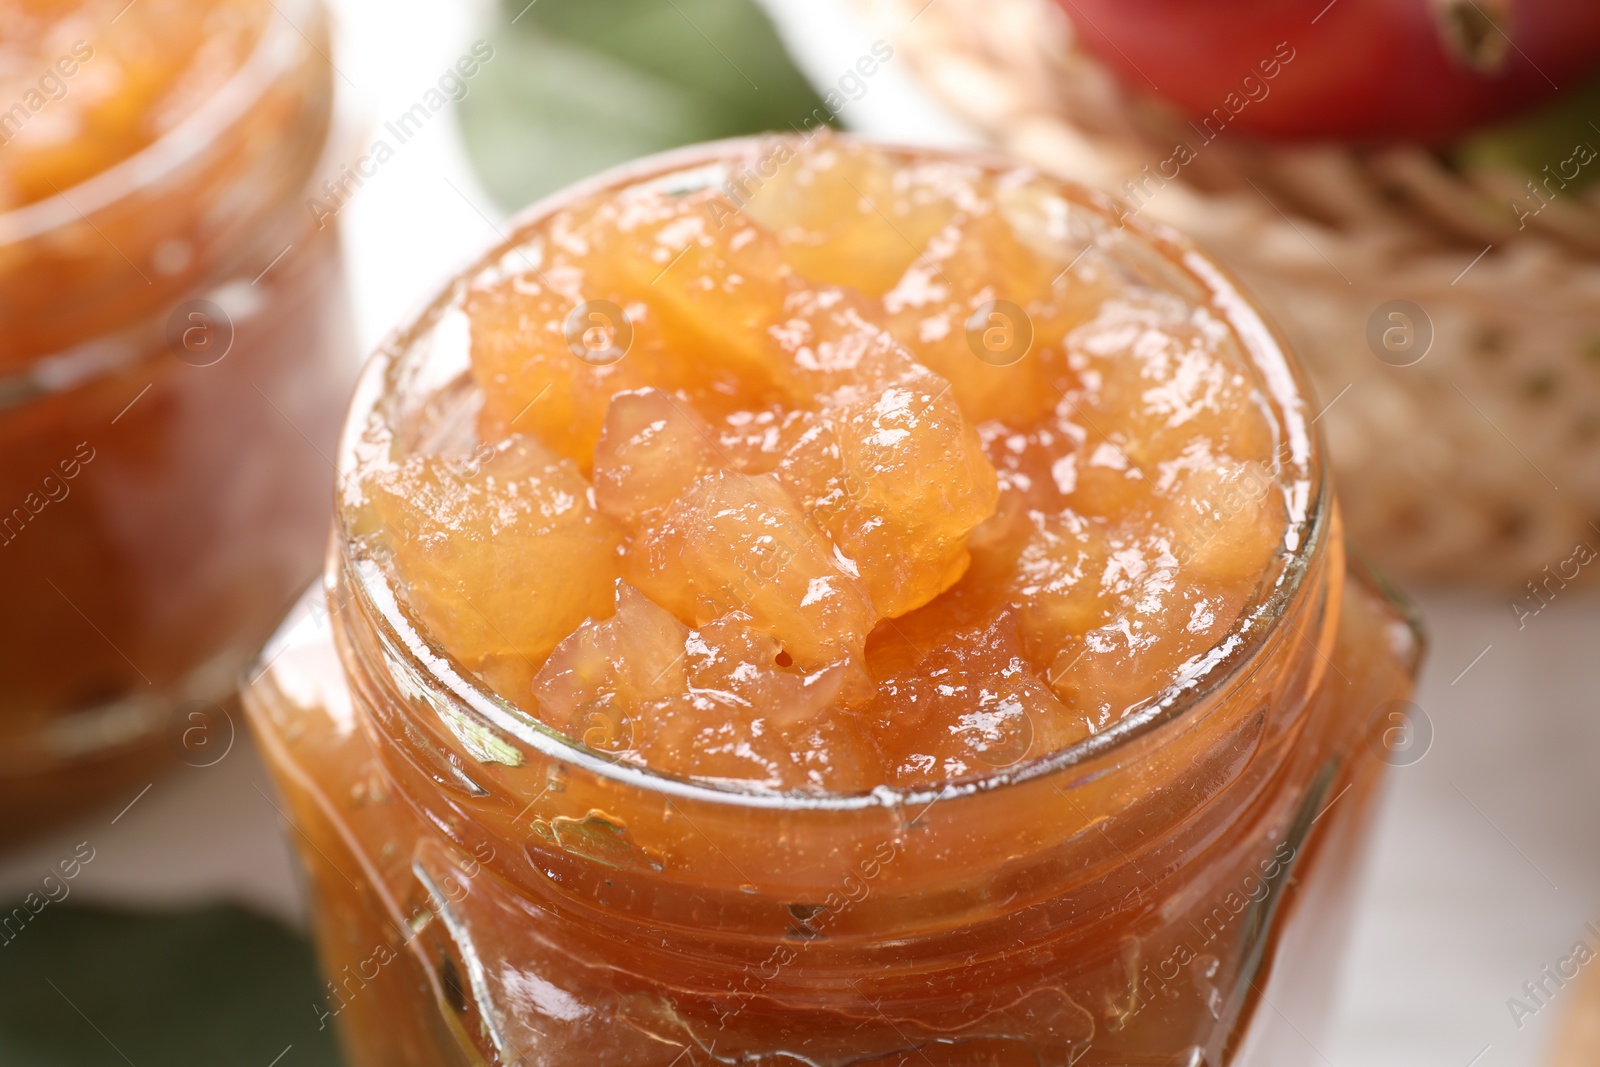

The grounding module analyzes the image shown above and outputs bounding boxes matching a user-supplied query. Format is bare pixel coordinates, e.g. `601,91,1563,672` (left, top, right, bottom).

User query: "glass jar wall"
0,0,354,837
244,139,1423,1066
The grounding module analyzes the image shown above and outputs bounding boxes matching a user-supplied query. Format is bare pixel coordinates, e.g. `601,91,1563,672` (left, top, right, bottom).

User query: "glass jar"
0,0,353,836
244,139,1423,1067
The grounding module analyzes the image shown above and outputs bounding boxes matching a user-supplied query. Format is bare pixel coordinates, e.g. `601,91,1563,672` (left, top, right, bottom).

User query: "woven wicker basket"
863,0,1600,587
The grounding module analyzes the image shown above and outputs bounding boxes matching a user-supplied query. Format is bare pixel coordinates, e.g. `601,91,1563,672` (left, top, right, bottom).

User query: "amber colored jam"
0,0,267,211
245,136,1423,1065
353,136,1291,792
0,0,351,836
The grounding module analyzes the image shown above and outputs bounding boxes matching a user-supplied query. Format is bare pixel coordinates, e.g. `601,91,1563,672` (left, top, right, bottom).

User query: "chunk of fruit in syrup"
641,612,881,792
1008,508,1113,671
533,582,879,791
882,204,1101,426
740,136,966,297
983,440,1281,719
1063,293,1274,465
582,281,1003,623
714,404,809,475
590,298,1000,637
381,138,1295,789
354,435,622,687
1051,573,1254,728
628,469,878,674
591,388,724,529
777,346,999,619
766,285,907,396
468,201,892,468
979,414,1090,517
532,582,689,745
465,271,648,469
568,186,803,402
1024,517,1260,723
560,185,952,410
1157,442,1285,586
939,413,1095,623
866,609,1090,784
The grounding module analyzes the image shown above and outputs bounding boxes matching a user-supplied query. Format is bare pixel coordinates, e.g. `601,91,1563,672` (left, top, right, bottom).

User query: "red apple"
1055,0,1600,143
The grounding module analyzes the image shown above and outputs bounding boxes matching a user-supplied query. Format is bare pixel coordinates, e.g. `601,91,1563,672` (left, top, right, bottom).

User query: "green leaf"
0,903,342,1066
460,0,833,211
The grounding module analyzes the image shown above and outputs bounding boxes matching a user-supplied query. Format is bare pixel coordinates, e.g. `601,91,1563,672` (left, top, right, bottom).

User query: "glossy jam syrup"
352,135,1290,792
0,0,351,836
245,136,1422,1066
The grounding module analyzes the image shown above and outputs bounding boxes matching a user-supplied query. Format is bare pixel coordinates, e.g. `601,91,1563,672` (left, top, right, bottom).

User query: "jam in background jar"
0,0,356,837
244,136,1424,1066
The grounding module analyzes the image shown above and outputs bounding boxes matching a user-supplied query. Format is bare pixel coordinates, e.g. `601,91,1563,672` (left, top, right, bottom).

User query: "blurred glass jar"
0,0,353,837
244,141,1424,1066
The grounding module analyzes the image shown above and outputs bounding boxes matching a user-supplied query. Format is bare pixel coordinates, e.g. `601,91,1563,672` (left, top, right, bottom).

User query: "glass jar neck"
326,490,1343,961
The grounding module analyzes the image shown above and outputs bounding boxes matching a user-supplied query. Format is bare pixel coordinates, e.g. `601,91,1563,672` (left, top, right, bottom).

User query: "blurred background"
3,0,1600,1064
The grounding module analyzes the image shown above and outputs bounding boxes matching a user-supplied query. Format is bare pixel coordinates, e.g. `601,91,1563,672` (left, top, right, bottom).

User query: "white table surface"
4,4,1596,1066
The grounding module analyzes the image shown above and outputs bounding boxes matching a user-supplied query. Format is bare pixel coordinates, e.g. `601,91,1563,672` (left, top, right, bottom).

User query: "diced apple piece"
577,188,798,399
884,209,1094,425
993,171,1110,292
465,273,648,468
629,470,878,671
1036,522,1253,727
354,435,622,681
1050,564,1252,728
1064,294,1274,464
591,388,724,528
866,610,1090,784
766,285,907,400
741,135,962,296
1035,527,1184,718
1064,433,1155,521
977,413,1090,517
1007,509,1113,671
684,612,845,721
714,405,810,475
532,582,690,751
778,358,999,618
534,588,879,790
635,613,882,792
1156,444,1286,585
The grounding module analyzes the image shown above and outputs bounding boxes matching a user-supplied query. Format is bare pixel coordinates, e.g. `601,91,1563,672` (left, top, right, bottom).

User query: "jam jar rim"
0,0,324,248
331,132,1333,813
0,0,341,405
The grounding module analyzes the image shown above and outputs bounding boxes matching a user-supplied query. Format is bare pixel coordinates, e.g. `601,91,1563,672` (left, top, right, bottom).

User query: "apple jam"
245,136,1423,1065
0,0,269,213
0,0,352,835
